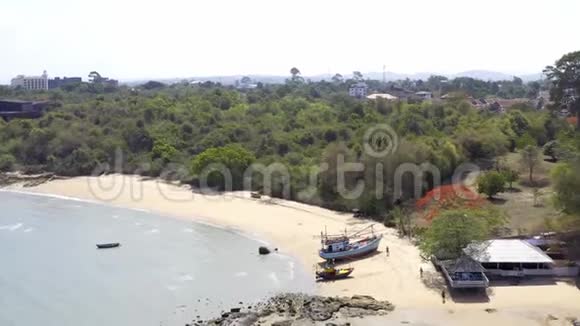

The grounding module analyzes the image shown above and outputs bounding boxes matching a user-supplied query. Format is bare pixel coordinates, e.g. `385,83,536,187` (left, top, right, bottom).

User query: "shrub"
476,171,506,199
501,168,520,189
191,144,255,190
0,154,16,172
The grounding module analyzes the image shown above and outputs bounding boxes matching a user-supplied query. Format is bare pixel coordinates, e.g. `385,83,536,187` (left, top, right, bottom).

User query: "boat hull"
316,268,354,280
96,243,120,249
319,235,382,260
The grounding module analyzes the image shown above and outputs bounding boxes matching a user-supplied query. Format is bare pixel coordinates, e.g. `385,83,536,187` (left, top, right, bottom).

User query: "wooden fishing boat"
316,266,354,280
96,243,120,249
319,225,382,260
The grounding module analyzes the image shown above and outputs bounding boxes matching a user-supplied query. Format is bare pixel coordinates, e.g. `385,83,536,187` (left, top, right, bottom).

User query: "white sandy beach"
8,174,580,325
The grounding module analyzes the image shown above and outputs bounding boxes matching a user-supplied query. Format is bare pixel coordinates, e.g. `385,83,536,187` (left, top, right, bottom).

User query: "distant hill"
121,70,545,86
451,70,515,81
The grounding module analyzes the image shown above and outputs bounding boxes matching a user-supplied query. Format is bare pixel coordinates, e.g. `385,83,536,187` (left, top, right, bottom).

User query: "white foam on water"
23,228,33,233
10,223,23,231
287,261,295,280
178,274,194,282
0,189,100,205
134,222,143,226
0,223,23,231
0,189,159,218
166,285,178,291
182,228,194,233
112,215,120,219
145,228,159,234
234,271,248,277
268,272,280,286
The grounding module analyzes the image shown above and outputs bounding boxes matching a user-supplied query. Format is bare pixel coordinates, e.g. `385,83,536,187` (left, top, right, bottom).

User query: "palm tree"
290,67,301,80
331,73,343,84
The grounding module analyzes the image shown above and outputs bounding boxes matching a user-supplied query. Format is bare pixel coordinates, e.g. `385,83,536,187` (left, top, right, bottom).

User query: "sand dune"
11,174,580,324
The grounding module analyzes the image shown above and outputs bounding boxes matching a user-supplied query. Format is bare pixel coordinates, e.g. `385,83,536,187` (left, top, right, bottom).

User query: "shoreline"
4,174,580,324
0,187,275,248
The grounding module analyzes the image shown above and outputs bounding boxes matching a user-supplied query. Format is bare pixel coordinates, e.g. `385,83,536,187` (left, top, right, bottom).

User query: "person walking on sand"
420,267,423,278
441,289,446,304
385,246,390,257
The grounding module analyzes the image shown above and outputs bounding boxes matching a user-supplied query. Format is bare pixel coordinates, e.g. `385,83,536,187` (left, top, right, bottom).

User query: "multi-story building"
10,71,49,90
349,82,368,98
48,77,82,89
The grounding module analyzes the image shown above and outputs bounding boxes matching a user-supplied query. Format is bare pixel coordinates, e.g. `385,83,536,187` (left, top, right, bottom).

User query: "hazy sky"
1,0,579,83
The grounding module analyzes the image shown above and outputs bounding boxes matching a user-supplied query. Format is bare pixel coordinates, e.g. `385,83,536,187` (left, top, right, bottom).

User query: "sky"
1,0,579,84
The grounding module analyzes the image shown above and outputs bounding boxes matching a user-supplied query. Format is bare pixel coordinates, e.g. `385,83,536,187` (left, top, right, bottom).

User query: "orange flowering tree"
415,184,486,221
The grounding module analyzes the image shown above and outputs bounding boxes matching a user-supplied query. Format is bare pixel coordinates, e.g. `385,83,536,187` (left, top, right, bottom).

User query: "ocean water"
0,191,313,326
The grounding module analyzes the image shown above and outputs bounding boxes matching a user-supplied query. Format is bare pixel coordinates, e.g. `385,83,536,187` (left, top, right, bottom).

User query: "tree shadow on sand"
421,271,447,292
561,277,580,290
449,288,491,303
422,271,491,303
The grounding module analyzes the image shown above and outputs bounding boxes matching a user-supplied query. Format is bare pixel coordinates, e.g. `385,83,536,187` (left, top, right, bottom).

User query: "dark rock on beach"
258,246,271,255
201,293,394,325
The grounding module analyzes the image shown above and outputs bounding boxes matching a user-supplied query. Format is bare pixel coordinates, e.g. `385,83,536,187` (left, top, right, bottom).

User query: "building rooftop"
350,82,368,88
442,255,485,273
0,99,33,104
464,239,554,264
367,93,398,100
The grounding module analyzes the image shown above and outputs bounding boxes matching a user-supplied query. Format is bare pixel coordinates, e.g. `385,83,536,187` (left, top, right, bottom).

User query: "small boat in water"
319,225,382,260
316,266,354,281
96,243,120,249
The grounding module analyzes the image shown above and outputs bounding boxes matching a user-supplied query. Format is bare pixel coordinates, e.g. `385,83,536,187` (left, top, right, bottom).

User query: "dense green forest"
0,57,579,225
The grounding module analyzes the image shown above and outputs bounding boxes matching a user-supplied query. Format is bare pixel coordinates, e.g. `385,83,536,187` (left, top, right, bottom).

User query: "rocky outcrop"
0,172,56,187
200,293,394,325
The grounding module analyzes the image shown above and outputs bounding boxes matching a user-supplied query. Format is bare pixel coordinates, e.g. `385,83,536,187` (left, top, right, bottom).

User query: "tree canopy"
0,72,573,219
476,171,506,199
419,208,506,259
544,51,580,130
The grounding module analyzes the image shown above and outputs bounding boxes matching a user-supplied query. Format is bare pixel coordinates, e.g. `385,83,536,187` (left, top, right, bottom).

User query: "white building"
349,82,368,98
11,71,49,90
464,239,557,277
366,93,398,100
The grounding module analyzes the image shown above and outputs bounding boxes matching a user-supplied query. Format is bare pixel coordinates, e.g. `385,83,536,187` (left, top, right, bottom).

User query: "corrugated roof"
464,239,554,264
442,255,485,273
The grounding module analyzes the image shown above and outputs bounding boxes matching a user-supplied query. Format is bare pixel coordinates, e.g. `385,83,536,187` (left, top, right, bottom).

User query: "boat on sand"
316,266,354,281
319,225,382,260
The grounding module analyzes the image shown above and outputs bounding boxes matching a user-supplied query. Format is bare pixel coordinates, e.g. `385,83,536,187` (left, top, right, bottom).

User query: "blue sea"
0,191,313,326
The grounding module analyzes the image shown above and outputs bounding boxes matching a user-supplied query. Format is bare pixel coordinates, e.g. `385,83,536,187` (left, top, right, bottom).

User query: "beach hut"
440,255,489,288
